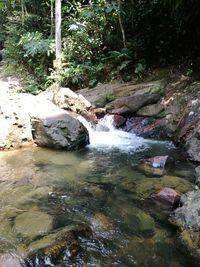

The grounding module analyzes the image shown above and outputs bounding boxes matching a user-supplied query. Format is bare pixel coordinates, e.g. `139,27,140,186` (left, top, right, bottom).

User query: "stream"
0,115,196,266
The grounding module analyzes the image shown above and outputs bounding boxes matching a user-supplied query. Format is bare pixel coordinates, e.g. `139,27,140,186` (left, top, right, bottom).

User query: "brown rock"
142,155,173,169
152,187,181,206
112,115,126,128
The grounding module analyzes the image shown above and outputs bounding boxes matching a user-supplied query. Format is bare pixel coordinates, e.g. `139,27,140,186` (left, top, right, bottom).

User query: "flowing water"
0,115,196,266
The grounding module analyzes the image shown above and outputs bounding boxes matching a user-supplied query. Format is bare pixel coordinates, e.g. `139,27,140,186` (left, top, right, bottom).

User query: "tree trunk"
55,0,62,77
51,0,54,37
117,0,126,48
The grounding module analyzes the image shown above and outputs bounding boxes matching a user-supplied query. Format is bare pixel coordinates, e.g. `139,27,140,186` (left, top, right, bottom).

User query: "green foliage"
1,0,200,90
134,60,146,79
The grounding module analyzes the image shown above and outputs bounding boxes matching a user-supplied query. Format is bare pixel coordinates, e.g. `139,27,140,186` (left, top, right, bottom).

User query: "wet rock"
122,175,194,198
0,253,24,267
195,166,200,185
142,155,173,169
138,163,165,177
151,187,181,207
112,115,126,128
172,190,200,231
26,224,92,265
123,116,166,139
14,211,53,240
178,230,200,265
139,155,174,176
94,213,114,228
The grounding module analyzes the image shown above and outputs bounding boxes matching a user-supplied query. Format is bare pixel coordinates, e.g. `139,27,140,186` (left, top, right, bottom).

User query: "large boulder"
77,80,165,110
30,100,89,149
106,87,162,115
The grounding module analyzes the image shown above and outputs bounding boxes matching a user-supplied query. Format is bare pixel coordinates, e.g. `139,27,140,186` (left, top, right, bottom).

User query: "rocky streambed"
1,71,200,266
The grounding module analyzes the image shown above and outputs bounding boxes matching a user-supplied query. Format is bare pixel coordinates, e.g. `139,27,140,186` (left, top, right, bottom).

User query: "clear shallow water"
0,140,196,266
0,112,196,266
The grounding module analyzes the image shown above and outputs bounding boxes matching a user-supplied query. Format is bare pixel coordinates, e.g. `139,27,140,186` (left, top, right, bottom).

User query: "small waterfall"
78,114,148,152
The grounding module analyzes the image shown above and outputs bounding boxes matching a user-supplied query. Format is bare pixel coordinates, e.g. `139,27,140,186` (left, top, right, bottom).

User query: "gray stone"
186,138,200,162
173,190,200,231
31,101,89,149
106,88,161,115
136,103,164,117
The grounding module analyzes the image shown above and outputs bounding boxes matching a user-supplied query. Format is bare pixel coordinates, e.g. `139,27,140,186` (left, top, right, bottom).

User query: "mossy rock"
14,211,53,240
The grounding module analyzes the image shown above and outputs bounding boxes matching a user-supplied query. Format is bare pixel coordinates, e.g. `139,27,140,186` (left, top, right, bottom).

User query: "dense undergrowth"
0,0,200,93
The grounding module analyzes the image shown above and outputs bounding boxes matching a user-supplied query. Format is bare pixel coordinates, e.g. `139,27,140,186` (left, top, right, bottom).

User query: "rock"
106,87,162,115
172,190,200,231
78,80,165,109
0,98,33,150
136,102,165,117
112,115,126,128
26,224,92,266
0,253,24,267
186,137,200,162
139,156,174,176
122,175,194,198
123,116,166,139
142,155,173,169
30,100,89,149
14,211,53,240
53,87,91,113
151,187,181,207
138,163,166,177
195,166,200,185
178,230,200,265
94,213,114,227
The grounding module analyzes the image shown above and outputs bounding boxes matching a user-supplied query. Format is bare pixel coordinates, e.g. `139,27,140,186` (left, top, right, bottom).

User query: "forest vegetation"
0,0,200,93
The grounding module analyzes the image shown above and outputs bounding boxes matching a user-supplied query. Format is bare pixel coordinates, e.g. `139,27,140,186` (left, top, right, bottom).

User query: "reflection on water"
0,144,195,266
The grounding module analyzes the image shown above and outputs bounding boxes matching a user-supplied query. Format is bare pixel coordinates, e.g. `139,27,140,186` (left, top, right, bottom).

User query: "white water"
78,115,173,152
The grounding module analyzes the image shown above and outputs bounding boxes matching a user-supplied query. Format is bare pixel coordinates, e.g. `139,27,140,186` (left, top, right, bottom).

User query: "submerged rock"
26,224,92,266
151,187,181,207
14,211,53,240
139,155,174,176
